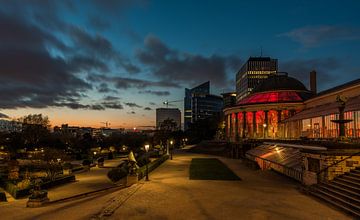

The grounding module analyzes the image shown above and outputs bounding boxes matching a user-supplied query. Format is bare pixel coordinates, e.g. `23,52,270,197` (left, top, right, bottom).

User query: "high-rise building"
236,57,278,102
156,108,181,130
184,81,223,130
221,92,237,108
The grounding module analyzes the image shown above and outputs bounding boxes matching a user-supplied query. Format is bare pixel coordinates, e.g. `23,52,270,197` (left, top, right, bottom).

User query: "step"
347,172,360,179
336,177,360,188
342,175,360,184
309,191,360,218
352,169,360,174
316,185,360,206
322,182,360,199
332,180,360,194
313,187,360,212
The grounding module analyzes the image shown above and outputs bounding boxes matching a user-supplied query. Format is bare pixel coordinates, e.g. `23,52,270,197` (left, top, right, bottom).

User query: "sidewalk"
109,151,350,220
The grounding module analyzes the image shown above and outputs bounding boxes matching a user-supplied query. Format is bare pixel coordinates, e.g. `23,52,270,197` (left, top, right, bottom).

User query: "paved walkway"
0,151,351,220
109,152,350,220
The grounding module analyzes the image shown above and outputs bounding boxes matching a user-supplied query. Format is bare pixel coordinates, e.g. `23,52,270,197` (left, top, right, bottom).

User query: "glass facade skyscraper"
184,81,223,130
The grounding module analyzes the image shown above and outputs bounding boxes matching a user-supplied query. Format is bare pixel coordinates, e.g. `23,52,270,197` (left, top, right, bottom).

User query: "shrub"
62,162,73,170
82,159,91,166
4,182,31,199
97,157,105,163
107,152,114,159
107,167,128,182
0,191,6,202
136,156,150,167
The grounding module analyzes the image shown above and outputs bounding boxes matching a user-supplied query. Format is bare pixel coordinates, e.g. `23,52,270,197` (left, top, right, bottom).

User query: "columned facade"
224,102,304,140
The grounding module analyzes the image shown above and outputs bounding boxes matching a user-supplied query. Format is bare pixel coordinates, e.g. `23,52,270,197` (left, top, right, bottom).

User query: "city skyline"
0,1,360,128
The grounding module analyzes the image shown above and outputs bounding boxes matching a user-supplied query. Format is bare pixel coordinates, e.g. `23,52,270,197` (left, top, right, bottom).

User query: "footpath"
0,151,350,220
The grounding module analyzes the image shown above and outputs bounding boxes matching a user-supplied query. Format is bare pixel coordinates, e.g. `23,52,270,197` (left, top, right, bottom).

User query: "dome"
252,74,308,93
238,74,313,105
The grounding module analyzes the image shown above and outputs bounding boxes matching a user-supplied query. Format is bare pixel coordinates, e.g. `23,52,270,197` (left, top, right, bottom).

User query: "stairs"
309,168,360,218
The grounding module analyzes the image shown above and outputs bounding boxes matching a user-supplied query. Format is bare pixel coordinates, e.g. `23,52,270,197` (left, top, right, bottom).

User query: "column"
252,111,257,138
229,114,233,141
242,111,247,138
235,112,239,142
264,110,269,138
277,110,282,123
225,114,229,140
277,110,282,138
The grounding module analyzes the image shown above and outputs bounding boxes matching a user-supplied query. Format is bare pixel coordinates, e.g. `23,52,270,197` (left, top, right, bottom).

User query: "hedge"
41,175,75,189
0,191,7,202
137,155,169,180
3,175,75,199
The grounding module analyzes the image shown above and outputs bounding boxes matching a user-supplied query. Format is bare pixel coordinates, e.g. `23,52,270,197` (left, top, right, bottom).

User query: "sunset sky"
0,0,359,128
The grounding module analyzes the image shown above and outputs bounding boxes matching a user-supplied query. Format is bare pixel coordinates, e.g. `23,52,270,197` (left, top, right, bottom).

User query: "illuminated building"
236,57,278,102
184,81,223,130
156,108,181,130
224,72,360,140
222,92,236,108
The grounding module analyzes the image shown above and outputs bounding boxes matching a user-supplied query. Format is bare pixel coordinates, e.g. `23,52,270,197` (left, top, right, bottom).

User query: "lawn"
189,158,241,180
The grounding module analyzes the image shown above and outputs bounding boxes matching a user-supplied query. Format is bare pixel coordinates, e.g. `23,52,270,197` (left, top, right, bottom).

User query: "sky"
0,0,359,128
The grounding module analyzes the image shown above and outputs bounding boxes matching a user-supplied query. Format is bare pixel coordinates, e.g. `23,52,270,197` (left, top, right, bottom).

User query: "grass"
189,158,241,180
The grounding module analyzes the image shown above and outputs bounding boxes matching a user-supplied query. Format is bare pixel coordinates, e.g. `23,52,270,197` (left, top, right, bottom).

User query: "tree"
18,114,51,148
154,119,178,147
33,148,70,181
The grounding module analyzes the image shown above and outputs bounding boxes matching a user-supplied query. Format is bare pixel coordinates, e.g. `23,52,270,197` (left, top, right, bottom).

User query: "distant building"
156,108,181,130
236,57,278,102
184,81,223,130
222,92,237,108
0,119,22,133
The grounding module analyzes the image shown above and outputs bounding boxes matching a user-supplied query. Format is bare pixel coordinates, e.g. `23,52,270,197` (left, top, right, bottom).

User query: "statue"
126,151,139,186
331,95,353,141
128,151,139,175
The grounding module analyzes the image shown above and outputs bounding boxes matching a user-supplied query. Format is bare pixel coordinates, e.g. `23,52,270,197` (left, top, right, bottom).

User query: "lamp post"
170,140,173,160
263,123,267,139
144,144,150,181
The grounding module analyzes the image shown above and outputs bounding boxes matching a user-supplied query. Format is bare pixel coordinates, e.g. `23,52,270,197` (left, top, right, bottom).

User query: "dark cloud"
0,12,123,111
0,112,9,119
97,83,115,93
149,102,156,105
101,102,123,109
69,26,140,74
124,102,142,108
144,107,152,110
127,111,136,114
138,90,170,96
279,58,342,90
136,35,241,88
279,25,360,48
88,74,180,90
103,96,121,101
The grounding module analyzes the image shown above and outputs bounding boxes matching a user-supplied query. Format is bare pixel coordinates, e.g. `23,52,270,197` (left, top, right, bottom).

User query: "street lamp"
144,144,150,181
263,123,267,139
170,140,174,160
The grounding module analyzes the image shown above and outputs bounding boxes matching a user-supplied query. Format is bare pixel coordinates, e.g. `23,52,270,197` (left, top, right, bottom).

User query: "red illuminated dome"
238,74,313,105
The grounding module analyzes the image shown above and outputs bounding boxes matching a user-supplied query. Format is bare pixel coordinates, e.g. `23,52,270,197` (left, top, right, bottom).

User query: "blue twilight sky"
0,0,359,128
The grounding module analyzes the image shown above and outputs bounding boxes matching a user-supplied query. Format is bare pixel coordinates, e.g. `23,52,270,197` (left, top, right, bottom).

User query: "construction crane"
100,121,111,128
163,99,183,108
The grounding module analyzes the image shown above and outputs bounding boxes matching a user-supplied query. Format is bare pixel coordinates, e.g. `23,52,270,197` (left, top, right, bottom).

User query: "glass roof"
238,91,302,105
